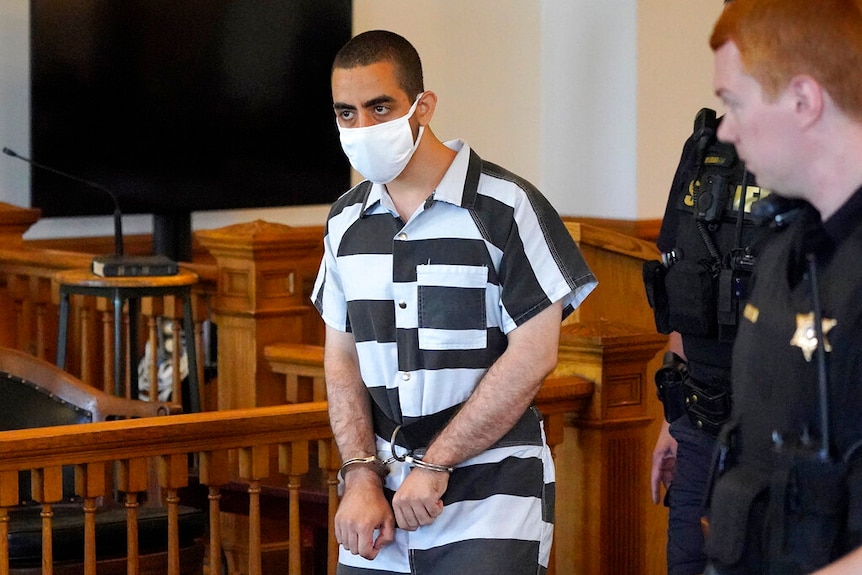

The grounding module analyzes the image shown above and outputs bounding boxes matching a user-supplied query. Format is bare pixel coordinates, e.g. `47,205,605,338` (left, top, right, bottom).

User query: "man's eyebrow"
362,95,395,108
333,102,354,113
333,95,396,112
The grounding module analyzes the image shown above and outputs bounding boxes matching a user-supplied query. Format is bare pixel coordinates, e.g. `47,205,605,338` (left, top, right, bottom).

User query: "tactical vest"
644,108,771,343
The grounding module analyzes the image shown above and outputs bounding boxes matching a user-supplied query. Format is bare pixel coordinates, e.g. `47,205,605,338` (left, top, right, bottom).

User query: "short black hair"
332,30,424,99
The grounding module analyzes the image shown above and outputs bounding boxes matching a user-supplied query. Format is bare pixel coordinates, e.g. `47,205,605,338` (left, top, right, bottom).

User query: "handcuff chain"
387,423,453,473
389,424,406,462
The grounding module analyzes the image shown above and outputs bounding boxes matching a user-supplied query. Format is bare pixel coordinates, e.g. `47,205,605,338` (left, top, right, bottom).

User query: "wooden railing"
0,403,335,575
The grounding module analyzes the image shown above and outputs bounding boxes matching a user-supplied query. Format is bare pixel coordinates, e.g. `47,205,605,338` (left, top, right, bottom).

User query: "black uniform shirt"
725,186,862,550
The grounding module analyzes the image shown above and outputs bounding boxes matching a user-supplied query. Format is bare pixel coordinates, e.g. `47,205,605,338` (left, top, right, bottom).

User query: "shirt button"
397,232,408,241
398,300,407,309
401,372,410,381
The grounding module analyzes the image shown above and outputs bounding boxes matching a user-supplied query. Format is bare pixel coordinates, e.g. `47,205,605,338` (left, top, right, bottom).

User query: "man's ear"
788,74,824,128
416,90,437,126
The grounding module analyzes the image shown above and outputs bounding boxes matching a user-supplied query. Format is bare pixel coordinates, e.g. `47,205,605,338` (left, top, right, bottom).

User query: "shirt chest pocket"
416,264,488,350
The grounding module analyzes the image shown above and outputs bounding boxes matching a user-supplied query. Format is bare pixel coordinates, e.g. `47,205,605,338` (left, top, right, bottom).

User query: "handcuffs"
339,424,455,479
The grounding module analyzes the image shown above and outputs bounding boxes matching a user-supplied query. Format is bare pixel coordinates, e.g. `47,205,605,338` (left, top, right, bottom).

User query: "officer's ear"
787,74,824,129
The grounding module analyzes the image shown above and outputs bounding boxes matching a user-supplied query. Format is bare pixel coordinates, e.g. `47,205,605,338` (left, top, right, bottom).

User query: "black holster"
654,351,687,423
643,260,670,334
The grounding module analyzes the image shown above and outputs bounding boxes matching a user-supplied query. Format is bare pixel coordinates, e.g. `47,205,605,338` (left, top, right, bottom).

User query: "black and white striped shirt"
311,140,596,574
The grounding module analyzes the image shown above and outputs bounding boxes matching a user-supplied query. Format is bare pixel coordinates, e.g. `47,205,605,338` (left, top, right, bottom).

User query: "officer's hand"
335,469,396,559
651,419,678,505
391,467,448,531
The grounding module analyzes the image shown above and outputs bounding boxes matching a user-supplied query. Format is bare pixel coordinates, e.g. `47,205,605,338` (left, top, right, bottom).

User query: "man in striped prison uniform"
311,30,597,575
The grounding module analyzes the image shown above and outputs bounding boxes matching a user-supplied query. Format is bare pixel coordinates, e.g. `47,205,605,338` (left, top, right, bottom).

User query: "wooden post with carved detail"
196,221,325,410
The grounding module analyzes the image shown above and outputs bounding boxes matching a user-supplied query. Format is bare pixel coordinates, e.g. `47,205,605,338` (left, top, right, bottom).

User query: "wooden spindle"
99,305,113,394
239,446,269,575
8,274,30,353
31,276,52,360
200,450,229,575
159,453,189,575
170,317,182,406
280,441,309,575
146,308,160,403
32,466,64,575
0,507,8,575
318,438,341,575
76,462,107,575
193,302,205,410
118,458,149,575
0,470,19,575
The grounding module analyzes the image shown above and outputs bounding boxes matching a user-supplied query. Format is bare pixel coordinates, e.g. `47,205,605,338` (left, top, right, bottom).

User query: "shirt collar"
359,140,478,216
793,184,862,282
822,184,862,246
431,140,471,207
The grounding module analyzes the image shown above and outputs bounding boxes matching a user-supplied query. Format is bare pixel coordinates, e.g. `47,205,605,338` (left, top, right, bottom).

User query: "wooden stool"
54,269,201,412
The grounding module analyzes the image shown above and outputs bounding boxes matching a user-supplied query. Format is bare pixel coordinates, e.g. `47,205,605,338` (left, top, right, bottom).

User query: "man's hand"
325,325,394,558
651,419,678,505
391,467,449,530
335,470,396,559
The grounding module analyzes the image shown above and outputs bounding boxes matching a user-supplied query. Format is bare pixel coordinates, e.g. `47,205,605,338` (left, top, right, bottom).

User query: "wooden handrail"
0,403,335,575
0,403,331,471
0,246,91,275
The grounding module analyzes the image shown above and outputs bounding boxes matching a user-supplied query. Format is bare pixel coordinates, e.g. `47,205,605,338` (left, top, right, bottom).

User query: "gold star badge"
790,312,837,362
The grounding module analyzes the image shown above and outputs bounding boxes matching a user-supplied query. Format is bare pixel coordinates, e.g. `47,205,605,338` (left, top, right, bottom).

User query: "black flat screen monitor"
30,0,351,259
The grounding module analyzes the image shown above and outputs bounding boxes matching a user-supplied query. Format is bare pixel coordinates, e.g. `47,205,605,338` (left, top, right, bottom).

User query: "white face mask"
337,94,425,184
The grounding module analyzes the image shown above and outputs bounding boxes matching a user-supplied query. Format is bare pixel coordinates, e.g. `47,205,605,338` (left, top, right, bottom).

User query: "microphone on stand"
3,146,125,256
2,147,177,277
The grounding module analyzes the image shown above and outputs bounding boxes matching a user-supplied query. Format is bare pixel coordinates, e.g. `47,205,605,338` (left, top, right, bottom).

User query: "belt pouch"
664,259,716,336
766,455,847,575
704,465,770,567
685,377,731,436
